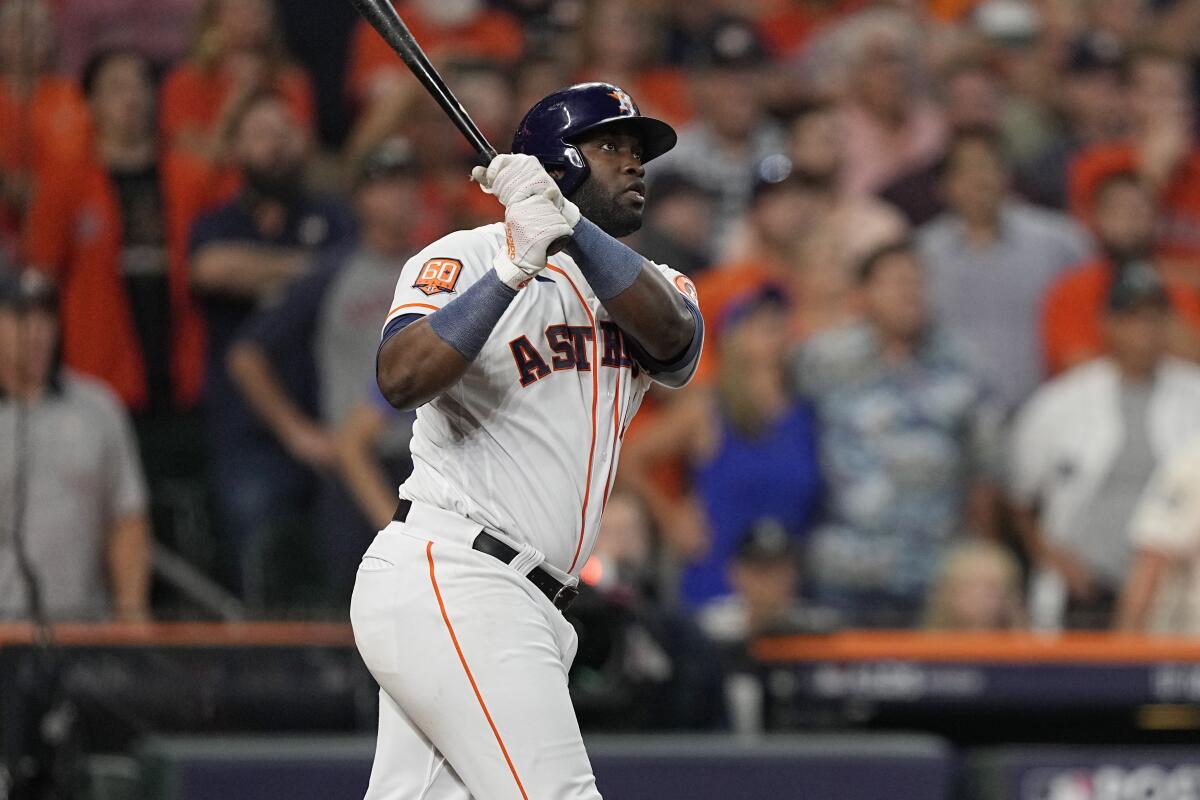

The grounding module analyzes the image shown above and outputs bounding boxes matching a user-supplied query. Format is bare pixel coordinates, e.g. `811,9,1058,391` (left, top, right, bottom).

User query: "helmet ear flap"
552,145,590,196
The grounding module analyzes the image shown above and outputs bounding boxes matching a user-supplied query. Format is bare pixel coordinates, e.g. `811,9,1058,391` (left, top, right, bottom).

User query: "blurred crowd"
5,0,1200,689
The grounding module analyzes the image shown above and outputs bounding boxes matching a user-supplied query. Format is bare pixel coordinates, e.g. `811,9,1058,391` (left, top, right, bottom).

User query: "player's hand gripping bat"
348,0,498,163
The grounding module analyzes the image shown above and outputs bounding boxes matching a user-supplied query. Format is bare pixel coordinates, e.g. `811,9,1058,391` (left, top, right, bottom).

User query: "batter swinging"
350,83,703,799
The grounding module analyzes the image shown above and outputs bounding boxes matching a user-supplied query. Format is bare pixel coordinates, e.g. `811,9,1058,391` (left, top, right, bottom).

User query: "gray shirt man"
917,202,1091,408
0,371,148,620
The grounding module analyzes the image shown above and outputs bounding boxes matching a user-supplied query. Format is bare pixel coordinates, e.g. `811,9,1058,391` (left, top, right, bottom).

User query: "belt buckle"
552,584,579,611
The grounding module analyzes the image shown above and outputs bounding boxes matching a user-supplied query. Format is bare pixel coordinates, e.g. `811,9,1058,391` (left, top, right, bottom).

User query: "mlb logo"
414,258,463,296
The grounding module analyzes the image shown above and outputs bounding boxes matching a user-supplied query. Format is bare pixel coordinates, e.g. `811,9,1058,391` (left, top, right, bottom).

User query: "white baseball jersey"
380,222,701,576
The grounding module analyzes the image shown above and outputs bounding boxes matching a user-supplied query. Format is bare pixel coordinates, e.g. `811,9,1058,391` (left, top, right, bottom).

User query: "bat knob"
547,235,572,256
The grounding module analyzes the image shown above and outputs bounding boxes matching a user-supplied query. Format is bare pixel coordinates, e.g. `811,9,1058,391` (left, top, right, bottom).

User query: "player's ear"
547,167,565,180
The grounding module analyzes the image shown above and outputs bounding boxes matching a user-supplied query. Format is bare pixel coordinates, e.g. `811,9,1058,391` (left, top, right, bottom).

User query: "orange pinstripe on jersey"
600,368,622,512
426,542,530,800
544,264,599,573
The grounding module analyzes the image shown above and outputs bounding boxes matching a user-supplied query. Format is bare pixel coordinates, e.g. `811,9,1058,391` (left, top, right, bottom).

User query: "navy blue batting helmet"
512,82,677,196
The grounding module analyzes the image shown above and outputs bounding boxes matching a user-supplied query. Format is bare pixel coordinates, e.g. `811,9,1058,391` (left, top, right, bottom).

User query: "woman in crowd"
159,0,314,163
618,286,823,605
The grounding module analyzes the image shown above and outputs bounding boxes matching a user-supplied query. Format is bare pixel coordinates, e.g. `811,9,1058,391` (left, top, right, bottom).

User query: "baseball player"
350,83,703,799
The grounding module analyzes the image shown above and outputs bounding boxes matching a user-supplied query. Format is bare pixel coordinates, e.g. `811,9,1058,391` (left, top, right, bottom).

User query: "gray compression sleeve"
426,268,518,360
568,217,644,300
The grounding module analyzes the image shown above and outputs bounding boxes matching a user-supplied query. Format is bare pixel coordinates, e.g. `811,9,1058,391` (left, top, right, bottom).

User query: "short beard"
570,176,642,238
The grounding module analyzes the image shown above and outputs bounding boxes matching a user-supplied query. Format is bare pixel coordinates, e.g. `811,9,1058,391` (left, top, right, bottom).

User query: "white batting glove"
493,191,574,289
542,183,581,228
472,154,557,208
472,154,582,229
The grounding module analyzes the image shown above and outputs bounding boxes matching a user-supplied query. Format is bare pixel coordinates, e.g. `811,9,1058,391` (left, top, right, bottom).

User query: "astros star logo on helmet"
607,89,637,116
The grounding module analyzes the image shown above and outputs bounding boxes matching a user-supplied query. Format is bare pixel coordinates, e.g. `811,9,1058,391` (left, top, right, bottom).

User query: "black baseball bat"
349,0,498,162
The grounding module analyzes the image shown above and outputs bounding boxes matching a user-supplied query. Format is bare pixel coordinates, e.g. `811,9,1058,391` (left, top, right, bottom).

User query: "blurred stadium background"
4,0,1200,797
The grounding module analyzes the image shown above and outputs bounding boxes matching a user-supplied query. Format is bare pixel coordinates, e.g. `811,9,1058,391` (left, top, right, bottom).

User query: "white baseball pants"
350,502,602,800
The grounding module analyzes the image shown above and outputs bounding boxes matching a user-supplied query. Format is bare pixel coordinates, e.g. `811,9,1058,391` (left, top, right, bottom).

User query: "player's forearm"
567,218,695,360
378,269,518,410
601,266,696,360
227,341,320,445
192,245,307,297
377,319,471,411
108,514,151,620
1115,550,1169,631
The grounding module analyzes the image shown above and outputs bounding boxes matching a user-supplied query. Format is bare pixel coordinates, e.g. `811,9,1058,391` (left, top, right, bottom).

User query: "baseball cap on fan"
686,17,769,71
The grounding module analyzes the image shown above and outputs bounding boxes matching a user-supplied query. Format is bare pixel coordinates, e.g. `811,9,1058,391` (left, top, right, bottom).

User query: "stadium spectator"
342,0,521,179
1017,34,1129,211
693,155,854,382
754,0,858,60
1069,46,1200,271
568,489,726,732
918,127,1091,408
0,0,91,237
578,491,657,599
0,269,149,622
970,0,1057,165
54,0,200,75
24,50,209,413
652,17,784,249
189,91,355,602
571,0,689,129
160,0,315,162
22,50,223,561
630,172,717,278
782,99,907,268
697,519,826,648
1086,0,1150,48
345,0,522,109
227,139,422,602
335,388,416,531
343,57,509,236
1011,264,1200,629
793,240,1005,627
837,27,946,196
1116,430,1200,634
620,287,822,606
881,59,1006,226
923,540,1025,630
723,101,907,266
1043,172,1200,375
1149,0,1200,103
